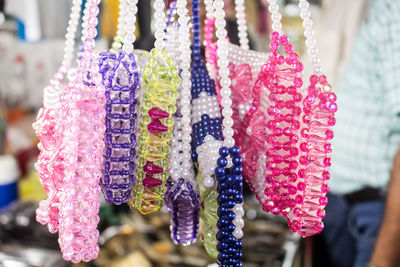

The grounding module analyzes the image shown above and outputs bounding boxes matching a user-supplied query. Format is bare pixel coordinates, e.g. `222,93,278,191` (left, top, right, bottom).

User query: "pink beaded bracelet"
33,0,82,234
57,0,105,262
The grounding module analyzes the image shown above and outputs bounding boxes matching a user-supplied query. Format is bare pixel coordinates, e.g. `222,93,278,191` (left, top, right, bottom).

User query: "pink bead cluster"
262,32,304,221
57,0,105,262
241,79,268,203
292,74,337,237
33,73,66,233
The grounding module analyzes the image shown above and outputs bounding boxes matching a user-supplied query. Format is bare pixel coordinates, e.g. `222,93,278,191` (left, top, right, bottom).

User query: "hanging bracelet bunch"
33,0,338,264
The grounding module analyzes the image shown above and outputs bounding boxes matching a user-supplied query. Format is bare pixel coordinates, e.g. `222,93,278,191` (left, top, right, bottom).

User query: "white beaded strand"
44,0,82,108
116,0,128,39
154,0,167,50
298,0,321,74
176,0,193,180
213,0,235,148
234,0,249,50
266,0,282,33
62,0,83,69
204,0,217,77
122,0,138,53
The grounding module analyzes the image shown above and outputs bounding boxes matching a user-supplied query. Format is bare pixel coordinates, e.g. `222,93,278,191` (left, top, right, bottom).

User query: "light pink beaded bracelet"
57,0,105,262
33,0,82,234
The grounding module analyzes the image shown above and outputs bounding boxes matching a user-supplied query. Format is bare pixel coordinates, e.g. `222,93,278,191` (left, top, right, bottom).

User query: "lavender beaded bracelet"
98,51,139,205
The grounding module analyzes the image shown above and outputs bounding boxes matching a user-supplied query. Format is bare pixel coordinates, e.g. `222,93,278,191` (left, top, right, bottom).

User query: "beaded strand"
294,0,337,237
213,0,244,266
234,0,249,50
190,0,222,258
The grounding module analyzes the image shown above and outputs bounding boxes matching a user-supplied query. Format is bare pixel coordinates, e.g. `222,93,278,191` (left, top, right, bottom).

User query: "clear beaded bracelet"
98,0,140,205
128,0,179,215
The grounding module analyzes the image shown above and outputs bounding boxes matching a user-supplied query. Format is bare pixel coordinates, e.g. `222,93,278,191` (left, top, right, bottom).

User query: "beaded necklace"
33,0,82,234
164,0,200,246
128,0,180,215
98,0,140,205
57,0,104,262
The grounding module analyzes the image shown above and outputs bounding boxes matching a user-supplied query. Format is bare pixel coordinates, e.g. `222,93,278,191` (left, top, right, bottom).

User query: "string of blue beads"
215,146,244,267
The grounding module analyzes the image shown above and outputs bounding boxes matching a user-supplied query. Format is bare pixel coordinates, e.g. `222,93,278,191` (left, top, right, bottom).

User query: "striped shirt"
329,0,400,194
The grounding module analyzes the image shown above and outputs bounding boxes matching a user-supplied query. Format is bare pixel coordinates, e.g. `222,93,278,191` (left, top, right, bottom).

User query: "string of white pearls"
234,0,249,50
213,0,244,240
44,0,82,109
298,0,322,74
153,0,167,50
62,0,82,69
266,0,282,33
213,0,235,148
176,0,193,181
204,0,216,77
122,0,138,54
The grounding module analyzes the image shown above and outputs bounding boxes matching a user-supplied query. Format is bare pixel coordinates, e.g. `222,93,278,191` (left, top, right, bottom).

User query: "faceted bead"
148,107,169,120
142,175,163,189
147,120,168,134
143,161,163,175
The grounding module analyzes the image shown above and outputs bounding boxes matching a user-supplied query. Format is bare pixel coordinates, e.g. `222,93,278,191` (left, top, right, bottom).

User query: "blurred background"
0,0,394,266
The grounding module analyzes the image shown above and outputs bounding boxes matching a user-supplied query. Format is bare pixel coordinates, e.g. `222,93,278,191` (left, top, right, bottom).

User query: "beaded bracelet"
33,0,82,234
128,0,179,214
189,0,223,258
57,0,105,262
261,0,337,238
212,0,244,265
262,30,304,217
163,0,200,246
98,0,140,205
293,0,337,237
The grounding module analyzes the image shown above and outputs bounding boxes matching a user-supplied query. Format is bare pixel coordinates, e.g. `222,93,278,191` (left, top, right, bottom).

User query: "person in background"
312,0,400,266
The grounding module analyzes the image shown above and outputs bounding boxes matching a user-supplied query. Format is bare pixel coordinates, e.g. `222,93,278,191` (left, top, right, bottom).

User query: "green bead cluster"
197,171,218,258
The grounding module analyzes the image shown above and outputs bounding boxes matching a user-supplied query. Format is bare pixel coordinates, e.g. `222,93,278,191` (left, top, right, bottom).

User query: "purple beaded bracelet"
98,51,139,204
165,176,200,245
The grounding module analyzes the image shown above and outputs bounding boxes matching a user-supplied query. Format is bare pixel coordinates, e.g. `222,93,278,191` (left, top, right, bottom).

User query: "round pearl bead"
203,177,215,188
232,228,243,239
